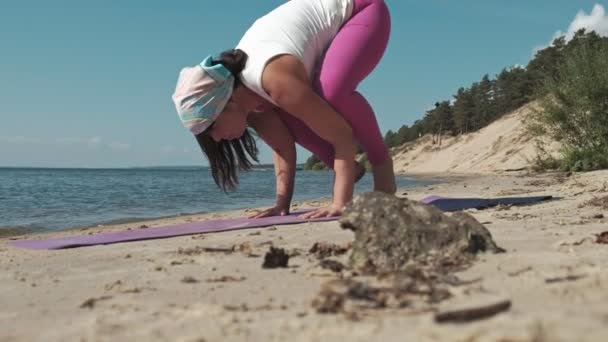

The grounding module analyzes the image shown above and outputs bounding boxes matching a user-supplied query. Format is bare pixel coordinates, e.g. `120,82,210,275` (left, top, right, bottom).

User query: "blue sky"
1,0,607,168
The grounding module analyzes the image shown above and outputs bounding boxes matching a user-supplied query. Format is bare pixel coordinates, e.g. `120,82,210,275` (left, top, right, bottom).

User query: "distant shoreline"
0,164,306,171
0,173,442,238
1,168,434,236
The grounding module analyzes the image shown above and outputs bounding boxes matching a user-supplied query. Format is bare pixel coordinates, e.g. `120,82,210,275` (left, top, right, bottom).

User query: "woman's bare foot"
372,157,396,194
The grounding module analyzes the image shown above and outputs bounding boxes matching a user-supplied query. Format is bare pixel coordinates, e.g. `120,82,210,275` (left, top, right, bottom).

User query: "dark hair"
195,130,259,192
212,49,248,88
195,48,259,192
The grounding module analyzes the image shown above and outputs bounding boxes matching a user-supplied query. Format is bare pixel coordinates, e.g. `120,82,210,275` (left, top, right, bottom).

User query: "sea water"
0,167,434,233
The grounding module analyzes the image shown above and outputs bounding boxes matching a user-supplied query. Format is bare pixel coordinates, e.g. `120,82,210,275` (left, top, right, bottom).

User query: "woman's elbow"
271,86,308,111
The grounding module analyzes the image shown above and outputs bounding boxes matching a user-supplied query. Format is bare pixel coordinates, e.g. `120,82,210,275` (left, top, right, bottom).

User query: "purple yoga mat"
8,195,552,250
8,210,337,250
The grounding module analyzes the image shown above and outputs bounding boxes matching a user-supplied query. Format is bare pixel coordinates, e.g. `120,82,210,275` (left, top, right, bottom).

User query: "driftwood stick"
434,299,511,323
545,274,587,284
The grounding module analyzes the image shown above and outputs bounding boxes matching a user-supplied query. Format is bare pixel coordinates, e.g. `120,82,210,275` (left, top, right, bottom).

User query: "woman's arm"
262,55,357,216
248,110,297,217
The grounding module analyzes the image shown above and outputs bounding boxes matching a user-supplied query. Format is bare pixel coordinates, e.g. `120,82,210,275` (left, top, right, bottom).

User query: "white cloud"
534,4,608,56
554,4,608,41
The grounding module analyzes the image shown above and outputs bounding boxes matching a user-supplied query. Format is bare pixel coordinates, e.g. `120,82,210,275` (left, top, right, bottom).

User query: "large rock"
340,192,504,273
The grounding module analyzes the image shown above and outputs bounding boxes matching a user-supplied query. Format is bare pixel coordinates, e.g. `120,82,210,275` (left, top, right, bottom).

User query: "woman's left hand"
298,204,343,219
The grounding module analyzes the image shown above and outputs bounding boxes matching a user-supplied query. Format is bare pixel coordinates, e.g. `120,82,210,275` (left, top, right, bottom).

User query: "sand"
2,169,608,342
391,102,562,174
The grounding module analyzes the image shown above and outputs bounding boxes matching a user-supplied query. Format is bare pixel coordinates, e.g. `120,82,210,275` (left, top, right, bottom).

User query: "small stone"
319,259,346,273
181,276,199,283
206,276,246,283
262,247,289,268
309,242,351,259
233,242,258,257
595,231,608,244
79,296,112,309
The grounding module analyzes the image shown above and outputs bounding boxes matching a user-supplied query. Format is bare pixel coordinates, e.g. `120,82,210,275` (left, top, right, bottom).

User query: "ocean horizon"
0,167,434,235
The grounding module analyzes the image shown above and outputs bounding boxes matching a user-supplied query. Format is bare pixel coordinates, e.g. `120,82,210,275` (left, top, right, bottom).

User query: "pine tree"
384,129,398,147
452,87,475,134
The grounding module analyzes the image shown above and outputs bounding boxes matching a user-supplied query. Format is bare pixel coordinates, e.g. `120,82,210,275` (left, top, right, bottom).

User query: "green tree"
422,106,440,143
527,36,567,92
384,129,398,147
452,87,475,134
374,30,608,157
303,155,325,170
494,66,533,113
530,33,608,171
476,74,496,126
467,82,483,131
435,101,455,140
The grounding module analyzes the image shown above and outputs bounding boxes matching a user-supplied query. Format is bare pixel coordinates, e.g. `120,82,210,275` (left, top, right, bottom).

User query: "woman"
172,0,396,219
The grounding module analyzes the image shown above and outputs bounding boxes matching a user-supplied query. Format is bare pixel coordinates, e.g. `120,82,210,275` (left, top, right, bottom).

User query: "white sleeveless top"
236,0,354,106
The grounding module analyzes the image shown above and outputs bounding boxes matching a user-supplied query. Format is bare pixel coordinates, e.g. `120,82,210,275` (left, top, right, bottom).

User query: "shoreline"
0,172,446,239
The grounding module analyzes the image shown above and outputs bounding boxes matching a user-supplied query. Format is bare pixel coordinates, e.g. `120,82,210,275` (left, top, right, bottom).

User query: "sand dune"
392,102,562,174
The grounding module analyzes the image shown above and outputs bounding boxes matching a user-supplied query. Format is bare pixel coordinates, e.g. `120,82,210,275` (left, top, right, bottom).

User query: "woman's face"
208,100,248,142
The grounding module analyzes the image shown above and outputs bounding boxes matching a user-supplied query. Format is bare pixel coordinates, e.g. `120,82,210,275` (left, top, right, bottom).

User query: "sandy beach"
2,168,608,342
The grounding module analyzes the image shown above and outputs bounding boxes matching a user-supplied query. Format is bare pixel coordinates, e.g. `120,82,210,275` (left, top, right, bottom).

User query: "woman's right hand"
248,205,290,219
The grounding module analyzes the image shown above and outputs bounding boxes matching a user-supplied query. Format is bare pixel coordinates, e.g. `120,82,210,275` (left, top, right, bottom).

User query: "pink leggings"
278,0,391,167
